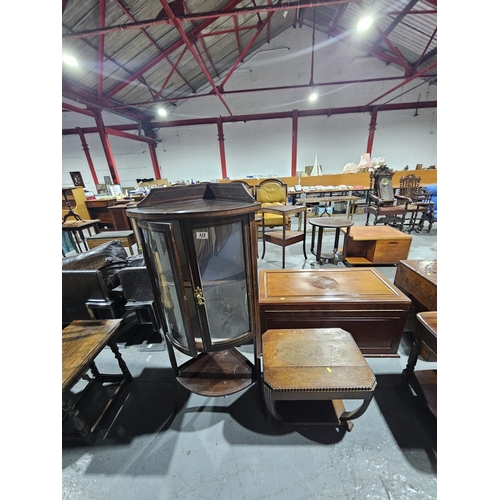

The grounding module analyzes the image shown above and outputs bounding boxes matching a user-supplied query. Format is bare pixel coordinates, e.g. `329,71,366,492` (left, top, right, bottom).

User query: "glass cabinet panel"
139,222,196,355
192,221,250,346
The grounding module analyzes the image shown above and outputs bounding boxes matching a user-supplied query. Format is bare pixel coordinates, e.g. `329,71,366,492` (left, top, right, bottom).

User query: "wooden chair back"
369,166,396,205
398,174,422,203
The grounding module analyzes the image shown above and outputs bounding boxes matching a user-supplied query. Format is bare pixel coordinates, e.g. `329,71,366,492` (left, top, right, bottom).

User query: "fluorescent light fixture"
357,15,374,31
62,54,78,66
309,89,318,102
157,107,167,117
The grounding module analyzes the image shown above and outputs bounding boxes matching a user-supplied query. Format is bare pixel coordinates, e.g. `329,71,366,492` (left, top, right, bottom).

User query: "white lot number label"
196,231,209,240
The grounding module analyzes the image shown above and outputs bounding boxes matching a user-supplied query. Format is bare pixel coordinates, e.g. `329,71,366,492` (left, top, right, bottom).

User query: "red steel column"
76,127,99,185
366,109,378,155
93,109,121,185
217,117,227,179
291,109,298,176
149,143,162,179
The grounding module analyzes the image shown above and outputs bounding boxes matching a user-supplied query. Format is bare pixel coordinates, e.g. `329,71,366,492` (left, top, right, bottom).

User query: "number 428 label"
196,231,209,239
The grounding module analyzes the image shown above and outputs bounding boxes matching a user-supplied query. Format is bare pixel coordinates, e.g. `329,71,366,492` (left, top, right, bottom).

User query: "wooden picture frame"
70,171,85,187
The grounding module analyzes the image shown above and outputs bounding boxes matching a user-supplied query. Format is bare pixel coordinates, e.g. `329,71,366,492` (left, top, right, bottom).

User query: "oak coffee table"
262,327,377,431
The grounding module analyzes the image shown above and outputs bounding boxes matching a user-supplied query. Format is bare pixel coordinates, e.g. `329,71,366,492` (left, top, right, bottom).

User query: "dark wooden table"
62,319,131,443
62,219,101,253
262,327,377,430
403,311,437,417
393,259,437,360
309,217,354,265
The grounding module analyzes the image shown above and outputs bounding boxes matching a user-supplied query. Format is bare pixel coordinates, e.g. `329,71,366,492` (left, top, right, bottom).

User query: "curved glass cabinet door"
188,219,252,350
138,220,198,357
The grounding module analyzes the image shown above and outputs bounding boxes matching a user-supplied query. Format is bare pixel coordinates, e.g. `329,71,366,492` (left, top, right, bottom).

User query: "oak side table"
262,327,377,431
309,217,354,265
261,204,308,268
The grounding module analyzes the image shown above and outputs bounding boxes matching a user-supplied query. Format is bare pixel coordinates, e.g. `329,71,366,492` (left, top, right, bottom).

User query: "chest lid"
259,268,410,307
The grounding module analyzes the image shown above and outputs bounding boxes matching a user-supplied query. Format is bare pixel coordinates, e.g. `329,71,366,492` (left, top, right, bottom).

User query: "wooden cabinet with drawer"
341,226,412,265
85,198,116,230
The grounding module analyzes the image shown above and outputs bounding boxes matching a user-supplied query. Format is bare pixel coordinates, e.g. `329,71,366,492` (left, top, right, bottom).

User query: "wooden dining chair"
397,174,434,233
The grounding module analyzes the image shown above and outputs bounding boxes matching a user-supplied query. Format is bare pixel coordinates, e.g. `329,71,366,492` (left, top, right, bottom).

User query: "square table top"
62,319,122,391
262,327,376,392
261,204,306,215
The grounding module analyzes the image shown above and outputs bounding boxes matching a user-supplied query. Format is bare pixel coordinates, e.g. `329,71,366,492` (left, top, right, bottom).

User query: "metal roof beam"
219,12,276,90
62,100,437,135
106,128,156,145
104,0,244,100
63,81,153,124
107,74,436,108
374,25,412,73
63,1,355,40
365,62,437,106
158,0,233,116
113,0,195,94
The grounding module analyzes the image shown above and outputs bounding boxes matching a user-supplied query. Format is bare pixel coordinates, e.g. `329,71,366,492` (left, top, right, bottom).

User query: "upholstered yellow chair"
255,179,291,230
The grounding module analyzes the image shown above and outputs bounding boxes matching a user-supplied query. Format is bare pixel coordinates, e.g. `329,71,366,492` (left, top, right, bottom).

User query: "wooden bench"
86,230,137,255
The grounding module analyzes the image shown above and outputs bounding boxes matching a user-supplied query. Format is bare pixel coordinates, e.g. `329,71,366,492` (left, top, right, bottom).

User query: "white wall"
62,25,437,190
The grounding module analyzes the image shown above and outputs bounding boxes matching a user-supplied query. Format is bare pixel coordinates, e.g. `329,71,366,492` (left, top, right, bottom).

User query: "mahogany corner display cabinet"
126,183,261,397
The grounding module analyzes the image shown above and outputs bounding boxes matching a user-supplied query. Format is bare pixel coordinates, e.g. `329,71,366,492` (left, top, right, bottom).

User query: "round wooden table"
309,217,354,265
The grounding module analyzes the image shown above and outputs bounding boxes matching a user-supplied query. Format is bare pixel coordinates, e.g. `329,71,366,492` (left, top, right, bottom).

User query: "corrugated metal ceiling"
62,0,437,124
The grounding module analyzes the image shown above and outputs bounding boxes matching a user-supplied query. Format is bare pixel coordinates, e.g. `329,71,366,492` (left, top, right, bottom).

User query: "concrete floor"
62,213,438,500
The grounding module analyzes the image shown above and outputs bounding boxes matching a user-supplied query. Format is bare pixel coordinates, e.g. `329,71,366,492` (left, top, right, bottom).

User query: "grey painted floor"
62,213,438,500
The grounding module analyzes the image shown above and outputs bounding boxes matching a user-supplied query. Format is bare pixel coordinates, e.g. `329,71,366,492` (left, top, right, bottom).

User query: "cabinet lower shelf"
177,348,255,396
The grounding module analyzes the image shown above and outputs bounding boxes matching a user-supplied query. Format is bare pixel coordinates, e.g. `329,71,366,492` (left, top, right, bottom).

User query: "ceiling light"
357,15,374,31
309,88,318,102
62,54,78,66
157,107,167,118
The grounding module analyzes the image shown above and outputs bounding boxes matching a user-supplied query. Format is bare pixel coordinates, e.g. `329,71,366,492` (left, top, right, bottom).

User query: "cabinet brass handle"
194,286,206,306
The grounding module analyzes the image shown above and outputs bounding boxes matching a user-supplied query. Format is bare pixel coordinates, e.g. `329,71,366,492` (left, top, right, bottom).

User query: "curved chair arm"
394,194,412,204
368,193,383,205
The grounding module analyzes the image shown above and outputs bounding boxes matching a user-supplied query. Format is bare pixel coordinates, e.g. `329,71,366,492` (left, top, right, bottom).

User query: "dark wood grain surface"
62,319,122,391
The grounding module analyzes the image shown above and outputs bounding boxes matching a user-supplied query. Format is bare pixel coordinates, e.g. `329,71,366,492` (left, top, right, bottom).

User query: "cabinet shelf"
177,348,255,396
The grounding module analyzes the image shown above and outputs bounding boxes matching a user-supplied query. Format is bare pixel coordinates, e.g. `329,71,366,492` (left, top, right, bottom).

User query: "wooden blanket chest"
259,268,411,357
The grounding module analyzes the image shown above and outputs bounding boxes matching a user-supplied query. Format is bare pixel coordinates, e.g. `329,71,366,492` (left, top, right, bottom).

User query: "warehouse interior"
8,0,488,499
